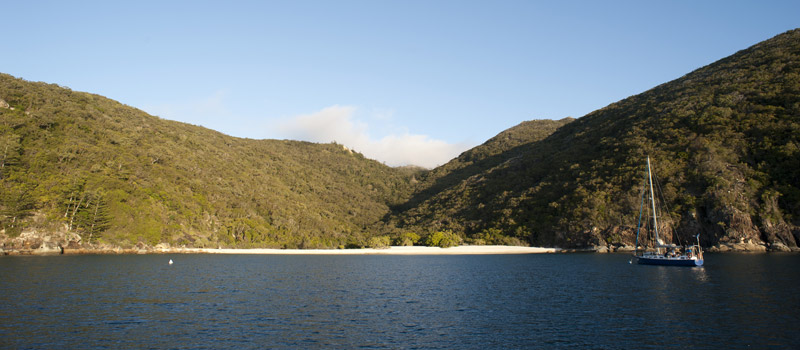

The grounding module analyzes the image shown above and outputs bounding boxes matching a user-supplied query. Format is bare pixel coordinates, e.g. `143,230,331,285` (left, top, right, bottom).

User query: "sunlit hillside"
0,75,421,248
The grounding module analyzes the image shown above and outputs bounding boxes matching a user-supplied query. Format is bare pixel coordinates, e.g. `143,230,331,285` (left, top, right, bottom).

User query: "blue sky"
2,1,799,168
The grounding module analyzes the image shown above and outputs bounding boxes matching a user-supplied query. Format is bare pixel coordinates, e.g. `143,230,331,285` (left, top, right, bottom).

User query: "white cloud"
275,105,469,168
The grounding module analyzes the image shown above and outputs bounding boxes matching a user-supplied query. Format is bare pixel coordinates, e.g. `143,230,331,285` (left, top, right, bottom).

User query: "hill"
3,29,799,253
394,117,575,212
0,74,420,249
390,29,800,251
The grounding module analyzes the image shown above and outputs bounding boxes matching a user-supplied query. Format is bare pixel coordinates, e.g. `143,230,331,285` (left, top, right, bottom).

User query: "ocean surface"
1,253,798,349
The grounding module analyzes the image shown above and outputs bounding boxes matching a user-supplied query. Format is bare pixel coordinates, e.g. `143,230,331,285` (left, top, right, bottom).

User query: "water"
1,253,798,349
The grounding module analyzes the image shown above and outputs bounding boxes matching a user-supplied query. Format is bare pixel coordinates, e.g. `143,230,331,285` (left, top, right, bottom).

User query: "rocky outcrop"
597,205,800,253
708,240,768,253
592,243,636,253
768,242,793,252
1,230,185,255
1,230,80,255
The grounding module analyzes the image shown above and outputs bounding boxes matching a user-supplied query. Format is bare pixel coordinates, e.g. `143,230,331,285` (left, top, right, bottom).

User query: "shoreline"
3,244,796,256
193,245,560,255
3,245,560,256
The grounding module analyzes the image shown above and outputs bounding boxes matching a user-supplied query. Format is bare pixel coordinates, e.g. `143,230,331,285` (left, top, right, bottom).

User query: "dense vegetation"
384,118,574,245
0,76,420,248
2,29,799,250
390,29,800,249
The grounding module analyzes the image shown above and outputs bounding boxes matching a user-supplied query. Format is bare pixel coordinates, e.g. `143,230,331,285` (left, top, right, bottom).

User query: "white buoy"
169,259,173,265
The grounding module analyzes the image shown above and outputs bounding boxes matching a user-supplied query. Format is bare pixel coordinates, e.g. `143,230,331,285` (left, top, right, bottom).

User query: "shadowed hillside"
390,29,800,251
391,118,574,213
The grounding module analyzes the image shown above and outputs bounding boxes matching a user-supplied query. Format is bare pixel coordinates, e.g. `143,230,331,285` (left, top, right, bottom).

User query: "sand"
183,245,559,255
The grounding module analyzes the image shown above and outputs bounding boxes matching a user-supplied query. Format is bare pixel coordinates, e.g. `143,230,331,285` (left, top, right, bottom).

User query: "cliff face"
390,29,800,251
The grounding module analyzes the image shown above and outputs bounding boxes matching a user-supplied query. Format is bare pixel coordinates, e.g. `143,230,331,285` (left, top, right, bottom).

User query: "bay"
0,253,798,349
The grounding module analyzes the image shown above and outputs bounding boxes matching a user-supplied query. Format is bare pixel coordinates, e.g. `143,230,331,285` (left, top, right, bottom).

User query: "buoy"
169,259,173,265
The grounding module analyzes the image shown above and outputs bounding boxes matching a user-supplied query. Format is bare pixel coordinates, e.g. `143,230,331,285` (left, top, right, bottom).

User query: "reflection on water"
689,265,709,282
0,253,798,349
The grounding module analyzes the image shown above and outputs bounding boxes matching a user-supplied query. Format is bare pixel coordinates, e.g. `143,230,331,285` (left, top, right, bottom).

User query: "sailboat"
633,156,704,266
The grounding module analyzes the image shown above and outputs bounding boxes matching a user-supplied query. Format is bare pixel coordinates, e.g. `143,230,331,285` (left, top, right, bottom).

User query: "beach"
189,245,559,255
4,244,559,256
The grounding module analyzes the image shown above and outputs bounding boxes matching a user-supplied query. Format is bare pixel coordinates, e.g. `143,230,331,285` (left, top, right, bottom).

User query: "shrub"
424,230,462,248
366,235,391,248
393,232,420,246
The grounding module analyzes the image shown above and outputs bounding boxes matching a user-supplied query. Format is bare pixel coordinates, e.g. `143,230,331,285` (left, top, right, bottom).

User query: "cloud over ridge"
275,105,467,168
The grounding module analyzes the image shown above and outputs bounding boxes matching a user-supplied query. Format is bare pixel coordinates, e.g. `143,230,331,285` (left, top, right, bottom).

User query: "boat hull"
635,256,703,267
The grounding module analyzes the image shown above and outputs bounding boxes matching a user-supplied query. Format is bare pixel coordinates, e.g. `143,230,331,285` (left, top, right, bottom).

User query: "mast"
647,156,660,250
634,176,647,256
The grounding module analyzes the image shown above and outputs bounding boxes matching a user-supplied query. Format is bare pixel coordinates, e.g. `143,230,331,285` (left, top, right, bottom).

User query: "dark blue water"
1,253,798,349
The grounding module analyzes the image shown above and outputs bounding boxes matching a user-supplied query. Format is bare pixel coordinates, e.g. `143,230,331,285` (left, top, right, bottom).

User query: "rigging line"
642,163,654,248
652,165,684,246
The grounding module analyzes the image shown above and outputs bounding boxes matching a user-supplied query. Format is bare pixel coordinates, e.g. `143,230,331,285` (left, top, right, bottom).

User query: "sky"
2,1,799,168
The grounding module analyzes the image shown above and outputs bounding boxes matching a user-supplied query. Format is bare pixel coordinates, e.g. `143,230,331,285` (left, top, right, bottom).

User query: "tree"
0,134,21,179
0,182,36,235
78,191,112,243
393,232,420,246
424,230,462,248
366,235,391,248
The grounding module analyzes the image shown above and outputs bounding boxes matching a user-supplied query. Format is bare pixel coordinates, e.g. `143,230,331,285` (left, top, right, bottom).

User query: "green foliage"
423,230,462,248
0,181,36,235
467,228,526,246
393,231,420,246
69,191,111,243
366,235,391,248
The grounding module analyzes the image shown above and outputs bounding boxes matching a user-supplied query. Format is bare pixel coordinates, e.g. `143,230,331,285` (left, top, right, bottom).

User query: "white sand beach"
185,245,559,255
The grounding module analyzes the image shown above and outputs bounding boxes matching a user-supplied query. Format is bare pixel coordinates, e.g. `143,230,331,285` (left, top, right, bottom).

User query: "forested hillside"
391,29,800,250
3,29,799,252
384,118,574,245
395,118,574,212
0,75,420,249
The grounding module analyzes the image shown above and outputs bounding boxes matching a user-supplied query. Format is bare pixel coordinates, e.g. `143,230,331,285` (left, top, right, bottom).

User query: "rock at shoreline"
34,241,63,255
615,245,636,252
709,241,769,252
769,242,792,252
594,245,610,253
734,242,768,252
155,243,171,252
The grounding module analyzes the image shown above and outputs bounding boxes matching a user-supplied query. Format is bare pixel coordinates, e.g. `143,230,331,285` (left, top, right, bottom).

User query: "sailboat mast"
647,156,660,247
